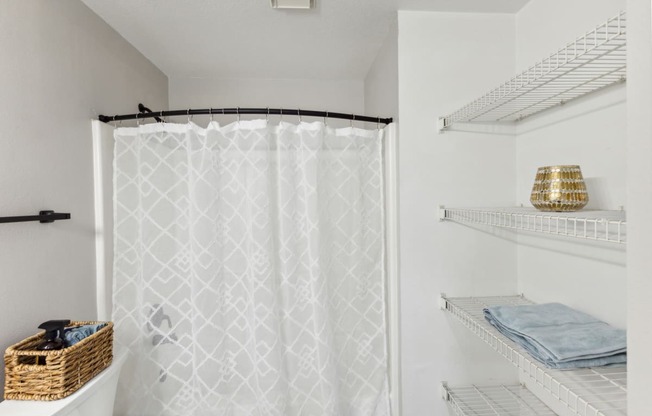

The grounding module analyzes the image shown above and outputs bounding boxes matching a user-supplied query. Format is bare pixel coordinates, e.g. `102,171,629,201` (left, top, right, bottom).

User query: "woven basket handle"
12,352,47,367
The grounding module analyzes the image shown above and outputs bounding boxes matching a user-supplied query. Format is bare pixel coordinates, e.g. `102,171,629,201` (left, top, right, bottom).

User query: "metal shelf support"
439,11,627,132
443,383,558,416
442,295,627,416
440,207,626,244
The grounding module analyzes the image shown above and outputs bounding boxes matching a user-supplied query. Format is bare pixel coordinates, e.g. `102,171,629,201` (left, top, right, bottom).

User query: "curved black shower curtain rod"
98,103,393,125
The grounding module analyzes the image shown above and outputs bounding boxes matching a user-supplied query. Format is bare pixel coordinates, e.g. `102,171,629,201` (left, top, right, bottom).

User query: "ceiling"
82,0,531,80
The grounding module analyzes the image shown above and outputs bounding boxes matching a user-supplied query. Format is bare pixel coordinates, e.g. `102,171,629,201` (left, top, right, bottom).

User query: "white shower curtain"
112,120,390,416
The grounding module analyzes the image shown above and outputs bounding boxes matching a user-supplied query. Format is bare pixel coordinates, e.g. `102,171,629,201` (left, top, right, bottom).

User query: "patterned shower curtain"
112,120,390,416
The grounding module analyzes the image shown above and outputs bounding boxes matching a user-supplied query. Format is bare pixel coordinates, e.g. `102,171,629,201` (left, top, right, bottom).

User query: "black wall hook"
138,103,163,123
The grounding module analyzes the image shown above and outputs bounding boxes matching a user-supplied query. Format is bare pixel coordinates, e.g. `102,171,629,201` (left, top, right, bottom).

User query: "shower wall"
0,0,168,399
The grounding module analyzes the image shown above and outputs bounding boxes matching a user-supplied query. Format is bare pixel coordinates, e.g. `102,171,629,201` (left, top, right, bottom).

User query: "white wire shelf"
443,383,557,416
439,11,626,131
439,206,626,244
441,295,627,416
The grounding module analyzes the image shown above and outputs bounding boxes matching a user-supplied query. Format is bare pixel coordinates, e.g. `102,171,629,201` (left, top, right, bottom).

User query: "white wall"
626,0,652,413
364,21,398,122
169,77,364,127
515,0,627,329
398,11,518,416
515,1,627,72
0,0,168,398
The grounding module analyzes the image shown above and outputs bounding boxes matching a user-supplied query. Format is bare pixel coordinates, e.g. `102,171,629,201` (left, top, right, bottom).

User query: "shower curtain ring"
209,108,213,122
136,112,140,126
112,115,117,128
237,107,240,122
187,109,192,123
324,111,328,126
280,108,283,122
298,109,302,123
377,117,381,130
160,111,165,123
350,114,355,128
266,107,269,122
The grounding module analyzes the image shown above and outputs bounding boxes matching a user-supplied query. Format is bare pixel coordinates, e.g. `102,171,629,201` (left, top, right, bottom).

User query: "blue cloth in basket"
483,303,626,369
63,323,107,347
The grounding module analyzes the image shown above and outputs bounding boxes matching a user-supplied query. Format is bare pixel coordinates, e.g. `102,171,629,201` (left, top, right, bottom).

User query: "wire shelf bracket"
443,383,558,416
438,11,626,132
442,295,627,416
439,206,626,244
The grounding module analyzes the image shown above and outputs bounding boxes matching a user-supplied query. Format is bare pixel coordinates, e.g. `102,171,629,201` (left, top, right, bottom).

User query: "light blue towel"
484,303,626,370
63,323,107,347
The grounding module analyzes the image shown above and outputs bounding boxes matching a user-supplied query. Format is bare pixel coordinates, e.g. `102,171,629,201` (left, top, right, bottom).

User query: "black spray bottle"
36,320,71,351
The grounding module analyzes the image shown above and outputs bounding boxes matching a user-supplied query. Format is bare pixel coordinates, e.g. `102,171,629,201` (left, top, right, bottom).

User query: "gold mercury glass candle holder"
530,165,589,212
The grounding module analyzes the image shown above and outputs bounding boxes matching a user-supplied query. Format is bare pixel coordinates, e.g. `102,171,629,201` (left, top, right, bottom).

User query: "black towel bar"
0,211,71,224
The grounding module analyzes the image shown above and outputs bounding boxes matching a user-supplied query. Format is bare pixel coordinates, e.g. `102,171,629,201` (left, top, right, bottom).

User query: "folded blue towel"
63,323,107,347
484,303,626,369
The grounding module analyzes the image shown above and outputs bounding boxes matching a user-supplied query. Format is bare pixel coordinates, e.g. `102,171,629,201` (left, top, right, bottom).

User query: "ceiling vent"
270,0,315,9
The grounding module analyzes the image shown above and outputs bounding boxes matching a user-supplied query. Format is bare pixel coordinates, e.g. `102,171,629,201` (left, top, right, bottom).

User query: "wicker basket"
4,321,113,401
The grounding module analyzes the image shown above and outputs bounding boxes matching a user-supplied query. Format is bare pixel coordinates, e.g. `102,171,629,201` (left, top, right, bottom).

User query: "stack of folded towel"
483,303,626,369
63,323,108,347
